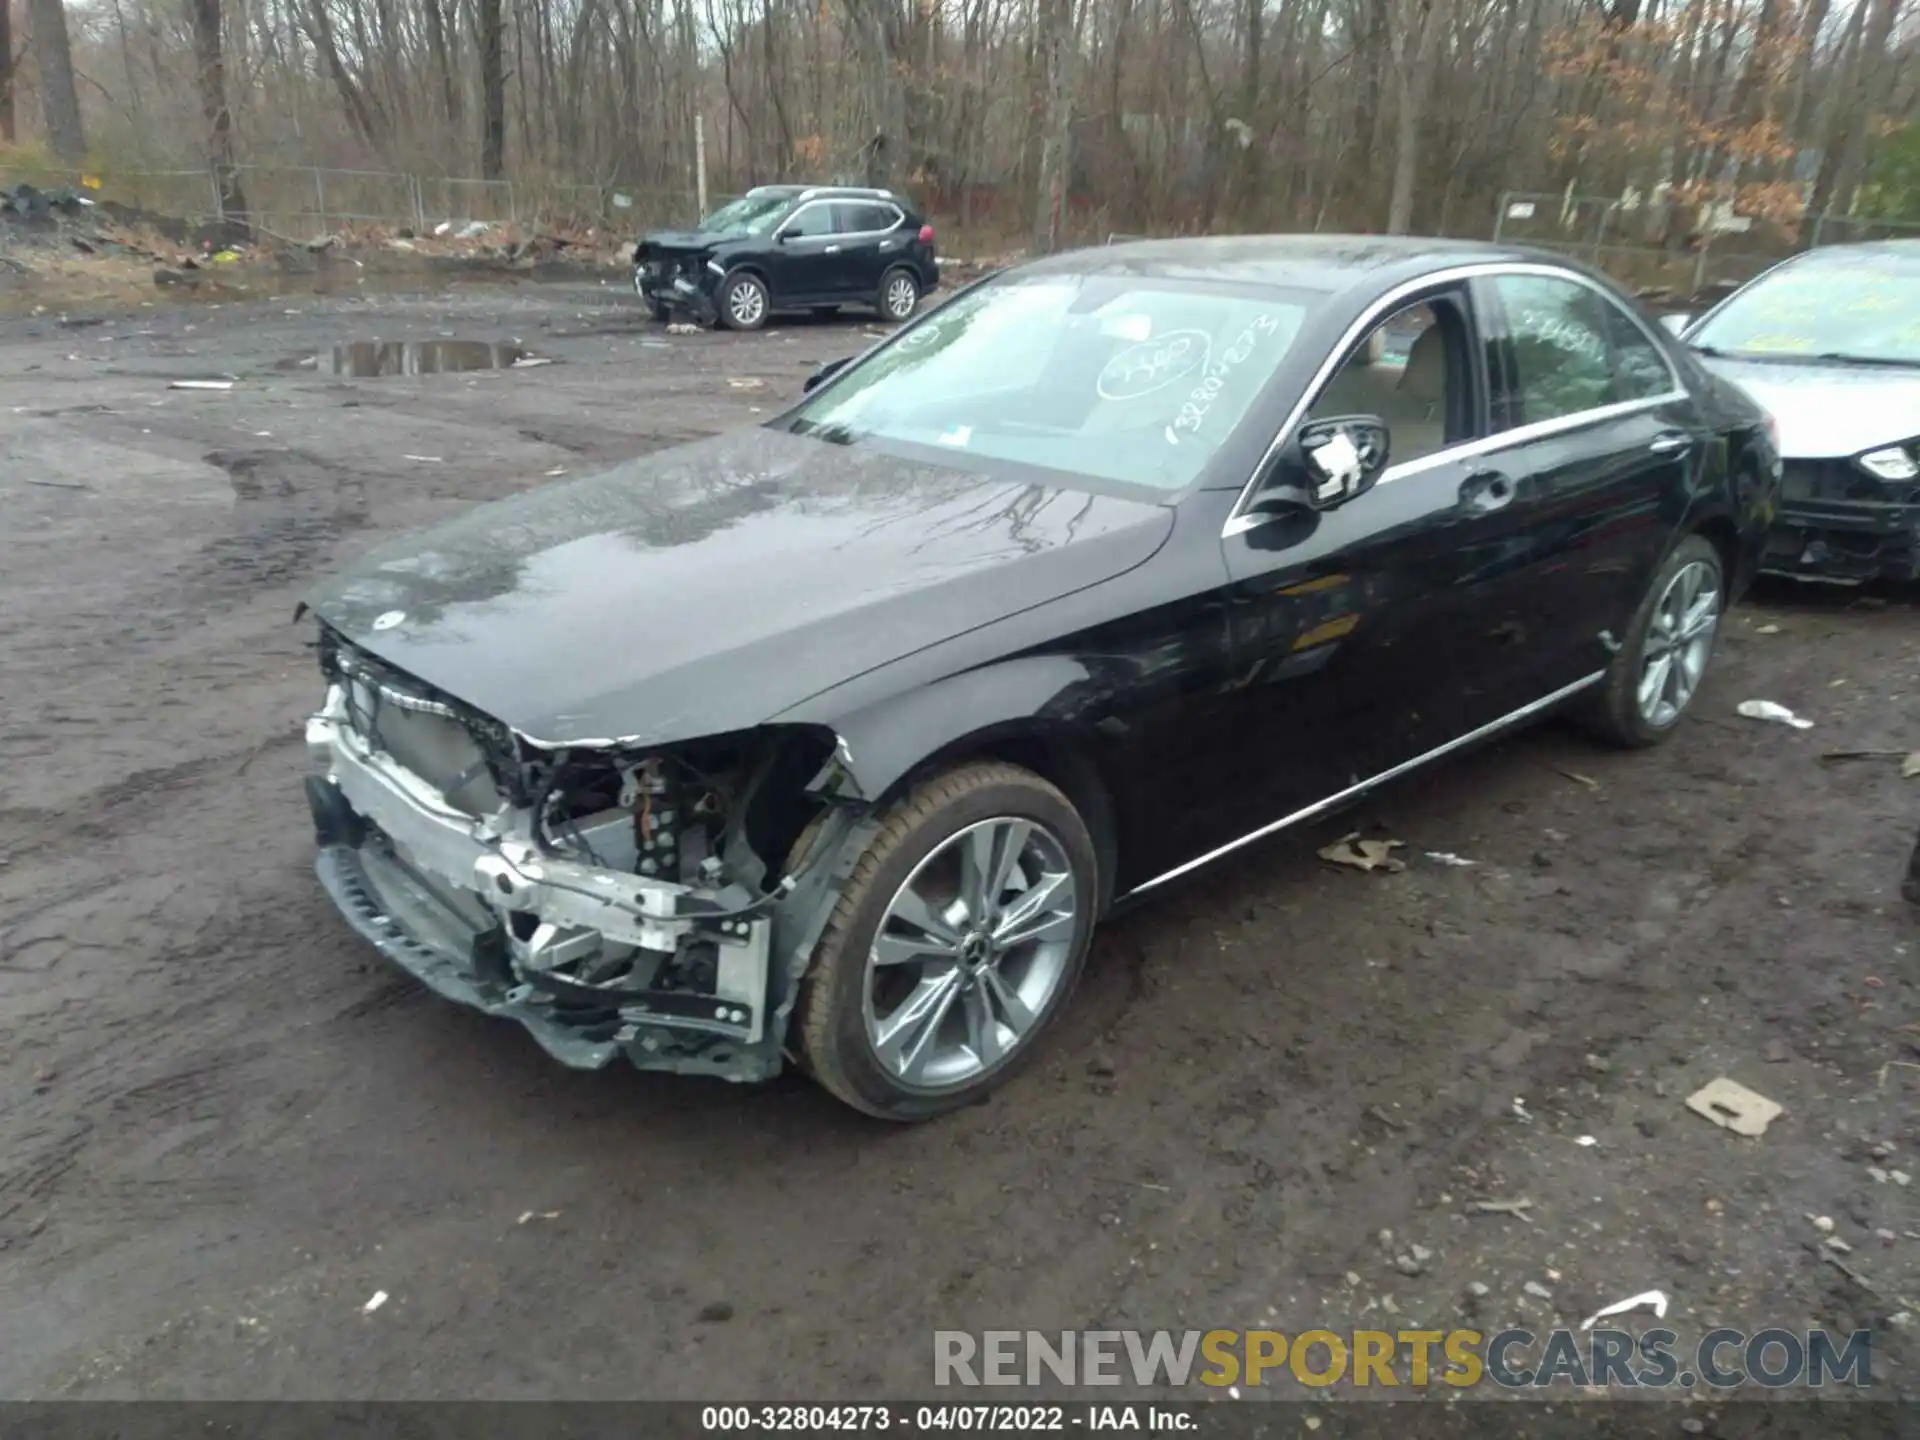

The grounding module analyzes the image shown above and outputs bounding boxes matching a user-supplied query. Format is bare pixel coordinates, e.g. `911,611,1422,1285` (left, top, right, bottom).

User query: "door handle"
1649,431,1692,456
1459,469,1516,512
824,244,842,254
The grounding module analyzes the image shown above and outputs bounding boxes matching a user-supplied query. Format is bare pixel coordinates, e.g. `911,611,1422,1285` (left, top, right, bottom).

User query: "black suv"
633,185,940,331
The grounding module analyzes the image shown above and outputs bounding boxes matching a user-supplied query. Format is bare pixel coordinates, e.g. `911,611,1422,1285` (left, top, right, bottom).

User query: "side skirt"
1122,670,1608,898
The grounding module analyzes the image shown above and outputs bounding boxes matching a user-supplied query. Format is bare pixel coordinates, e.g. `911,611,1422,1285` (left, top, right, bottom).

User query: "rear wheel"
1585,534,1725,747
878,266,920,323
718,271,770,331
795,761,1097,1121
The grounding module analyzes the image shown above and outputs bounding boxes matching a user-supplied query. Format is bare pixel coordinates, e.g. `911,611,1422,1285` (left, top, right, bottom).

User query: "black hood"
636,229,727,254
303,429,1173,747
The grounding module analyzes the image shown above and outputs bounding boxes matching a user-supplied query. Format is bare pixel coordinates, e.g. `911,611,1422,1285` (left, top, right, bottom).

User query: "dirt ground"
1,272,1917,1405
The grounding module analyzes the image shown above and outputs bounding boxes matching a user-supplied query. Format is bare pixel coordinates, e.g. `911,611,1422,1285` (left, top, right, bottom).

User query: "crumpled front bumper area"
1761,460,1920,584
636,260,718,325
306,698,783,1081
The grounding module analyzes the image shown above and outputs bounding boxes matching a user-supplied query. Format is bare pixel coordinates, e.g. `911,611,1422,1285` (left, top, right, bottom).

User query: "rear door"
1471,268,1697,696
834,201,907,297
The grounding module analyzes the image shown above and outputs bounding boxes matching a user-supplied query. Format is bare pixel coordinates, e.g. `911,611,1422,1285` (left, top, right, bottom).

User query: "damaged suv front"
305,625,862,1082
1679,241,1920,585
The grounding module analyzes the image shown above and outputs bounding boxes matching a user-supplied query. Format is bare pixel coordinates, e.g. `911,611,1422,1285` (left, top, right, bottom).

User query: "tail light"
918,224,936,245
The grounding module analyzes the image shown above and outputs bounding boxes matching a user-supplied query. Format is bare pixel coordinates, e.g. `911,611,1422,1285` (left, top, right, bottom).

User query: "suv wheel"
878,266,919,323
719,272,770,331
795,761,1097,1121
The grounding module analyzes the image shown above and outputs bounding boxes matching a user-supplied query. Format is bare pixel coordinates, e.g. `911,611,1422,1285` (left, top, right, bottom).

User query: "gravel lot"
2,274,1917,1403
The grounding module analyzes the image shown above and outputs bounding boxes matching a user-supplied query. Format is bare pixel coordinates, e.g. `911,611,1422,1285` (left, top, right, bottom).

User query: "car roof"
1019,233,1564,295
1776,238,1920,263
747,184,904,203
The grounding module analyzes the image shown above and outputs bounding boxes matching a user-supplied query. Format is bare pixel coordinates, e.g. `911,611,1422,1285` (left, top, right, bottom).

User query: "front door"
1219,284,1556,830
767,200,845,304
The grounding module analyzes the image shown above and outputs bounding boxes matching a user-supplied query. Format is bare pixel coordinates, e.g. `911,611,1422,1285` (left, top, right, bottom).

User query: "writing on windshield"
1693,253,1920,365
787,274,1315,491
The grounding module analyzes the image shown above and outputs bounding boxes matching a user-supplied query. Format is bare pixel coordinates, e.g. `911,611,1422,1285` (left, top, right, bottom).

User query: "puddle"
312,340,538,376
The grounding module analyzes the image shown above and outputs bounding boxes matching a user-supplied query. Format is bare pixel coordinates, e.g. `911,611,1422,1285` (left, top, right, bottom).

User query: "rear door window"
1492,273,1677,426
839,203,901,234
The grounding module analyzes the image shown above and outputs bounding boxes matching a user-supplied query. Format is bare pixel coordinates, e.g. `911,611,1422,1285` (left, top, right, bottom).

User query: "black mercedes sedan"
633,184,940,330
300,236,1779,1120
1667,241,1920,585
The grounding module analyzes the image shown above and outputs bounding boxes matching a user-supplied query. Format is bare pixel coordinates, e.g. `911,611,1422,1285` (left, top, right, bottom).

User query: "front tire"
718,271,770,331
795,761,1098,1121
1585,534,1725,747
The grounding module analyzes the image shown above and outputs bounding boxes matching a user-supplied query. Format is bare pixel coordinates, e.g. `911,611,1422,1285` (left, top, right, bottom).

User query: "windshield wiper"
1806,351,1920,368
790,418,866,445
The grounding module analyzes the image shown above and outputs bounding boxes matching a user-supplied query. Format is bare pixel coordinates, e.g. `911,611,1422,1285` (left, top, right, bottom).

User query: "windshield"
699,192,794,237
1690,249,1920,366
785,273,1318,491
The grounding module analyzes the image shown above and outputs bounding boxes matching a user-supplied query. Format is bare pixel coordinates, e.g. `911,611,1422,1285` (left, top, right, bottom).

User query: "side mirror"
1297,416,1390,508
1658,313,1695,338
776,227,796,244
804,356,852,393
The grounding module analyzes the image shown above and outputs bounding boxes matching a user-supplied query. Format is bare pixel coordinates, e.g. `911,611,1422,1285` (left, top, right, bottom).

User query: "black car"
1666,241,1920,584
301,236,1779,1121
633,184,940,331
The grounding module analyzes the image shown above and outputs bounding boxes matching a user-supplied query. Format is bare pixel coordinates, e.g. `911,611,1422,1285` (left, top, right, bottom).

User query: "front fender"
800,654,1104,805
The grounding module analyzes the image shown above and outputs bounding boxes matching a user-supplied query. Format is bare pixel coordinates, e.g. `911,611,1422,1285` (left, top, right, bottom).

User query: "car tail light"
918,224,936,245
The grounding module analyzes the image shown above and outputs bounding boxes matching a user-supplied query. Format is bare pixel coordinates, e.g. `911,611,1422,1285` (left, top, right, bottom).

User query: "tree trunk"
479,0,506,178
1827,0,1906,218
1031,0,1074,252
301,0,383,152
0,0,15,145
30,0,86,163
1804,0,1873,233
188,0,249,224
1386,0,1443,234
422,0,461,129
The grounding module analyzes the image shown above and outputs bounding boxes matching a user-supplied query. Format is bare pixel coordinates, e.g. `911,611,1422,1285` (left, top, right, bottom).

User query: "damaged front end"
1760,447,1920,585
305,626,870,1082
633,241,721,327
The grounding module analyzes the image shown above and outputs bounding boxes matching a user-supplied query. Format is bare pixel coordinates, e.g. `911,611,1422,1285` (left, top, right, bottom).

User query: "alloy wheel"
1638,558,1720,728
862,816,1079,1090
884,273,918,320
727,279,767,327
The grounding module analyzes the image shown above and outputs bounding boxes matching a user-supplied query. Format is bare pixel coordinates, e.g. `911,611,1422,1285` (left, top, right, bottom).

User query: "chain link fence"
1491,190,1920,298
0,160,706,239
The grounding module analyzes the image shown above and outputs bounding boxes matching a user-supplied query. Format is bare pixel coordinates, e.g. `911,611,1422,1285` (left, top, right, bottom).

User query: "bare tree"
1032,0,1075,251
30,0,85,162
0,0,1912,264
1,0,15,144
479,0,505,178
188,0,249,221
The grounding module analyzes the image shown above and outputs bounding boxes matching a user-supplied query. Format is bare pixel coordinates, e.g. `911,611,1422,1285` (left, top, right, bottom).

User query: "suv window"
839,202,901,234
1494,273,1672,425
1306,300,1457,467
781,203,837,239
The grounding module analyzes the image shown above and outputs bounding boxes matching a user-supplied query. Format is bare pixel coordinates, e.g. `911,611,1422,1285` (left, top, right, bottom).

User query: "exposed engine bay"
304,624,871,1081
